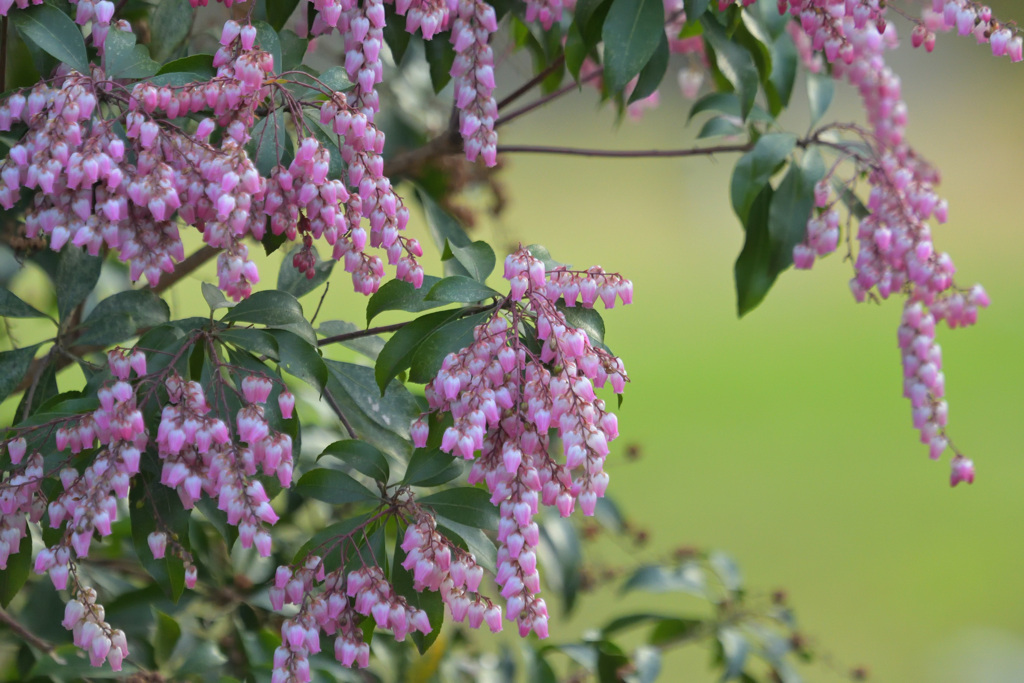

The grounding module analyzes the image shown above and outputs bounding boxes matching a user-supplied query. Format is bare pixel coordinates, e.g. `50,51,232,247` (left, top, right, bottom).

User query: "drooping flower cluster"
918,0,1023,61
270,556,431,681
451,0,499,166
409,246,631,637
62,586,129,670
782,0,991,482
0,439,43,570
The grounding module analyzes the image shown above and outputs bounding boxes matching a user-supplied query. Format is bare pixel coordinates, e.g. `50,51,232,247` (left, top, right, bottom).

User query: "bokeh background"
2,3,1023,681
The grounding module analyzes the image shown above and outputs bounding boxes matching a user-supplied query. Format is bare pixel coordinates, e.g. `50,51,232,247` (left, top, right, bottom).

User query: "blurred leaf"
393,537,444,653
222,290,316,345
565,21,588,82
701,14,760,121
366,275,444,323
649,617,701,646
156,53,216,79
767,147,825,272
131,470,190,602
0,533,31,608
417,189,475,270
30,644,139,677
318,439,390,484
278,245,334,298
730,132,796,223
402,448,464,487
628,32,668,104
104,27,160,79
373,308,460,392
601,0,665,93
219,328,279,360
767,33,797,115
710,551,743,593
177,640,229,675
249,109,287,177
295,468,380,505
734,185,774,316
319,65,354,92
807,72,835,128
270,328,328,393
537,517,582,614
594,495,626,533
76,289,171,346
267,0,301,31
0,288,47,319
688,91,771,124
426,276,500,305
382,5,410,64
55,247,102,322
719,627,750,681
596,640,630,683
153,610,182,667
409,311,490,383
202,282,236,311
253,20,282,74
698,115,744,139
11,5,89,74
149,0,193,62
601,612,674,636
0,344,40,405
424,32,456,92
621,562,706,597
523,643,558,683
684,0,710,16
316,319,384,360
419,488,498,530
633,646,662,683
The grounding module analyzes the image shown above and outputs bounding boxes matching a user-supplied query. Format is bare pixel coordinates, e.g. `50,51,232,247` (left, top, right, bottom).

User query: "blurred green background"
3,8,1023,682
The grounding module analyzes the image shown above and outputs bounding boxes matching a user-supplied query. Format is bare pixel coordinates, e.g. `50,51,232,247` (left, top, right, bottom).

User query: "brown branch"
496,68,603,129
317,321,408,347
497,55,567,111
0,606,62,662
496,142,757,159
323,388,356,438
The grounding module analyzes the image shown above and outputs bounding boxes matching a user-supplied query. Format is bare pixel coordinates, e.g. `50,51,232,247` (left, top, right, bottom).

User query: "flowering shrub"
0,0,1013,679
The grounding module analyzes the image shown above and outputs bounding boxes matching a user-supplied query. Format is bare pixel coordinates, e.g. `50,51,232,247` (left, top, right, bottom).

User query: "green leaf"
620,562,707,597
366,275,444,324
701,13,760,121
526,244,566,271
294,468,379,505
767,147,825,273
442,240,496,283
409,311,490,384
709,551,743,594
325,359,420,443
30,644,139,678
149,0,194,62
433,516,497,573
156,53,216,79
0,533,31,608
392,537,443,653
130,470,190,602
417,188,471,255
382,5,411,64
648,617,702,646
0,344,40,405
601,0,665,93
301,109,345,180
202,282,236,312
104,27,160,79
11,5,89,74
0,288,47,319
402,447,465,487
55,247,102,322
419,487,498,530
767,33,797,115
278,29,308,71
318,439,390,484
316,319,384,360
222,290,316,346
153,610,182,667
253,21,282,74
734,185,774,316
683,0,710,16
537,517,582,614
556,301,608,349
698,115,744,139
293,512,372,567
269,329,328,393
219,327,279,360
628,32,669,104
319,65,354,92
688,91,767,123
177,640,229,675
565,21,588,82
268,0,301,31
277,244,335,298
730,132,796,223
807,71,835,128
424,32,456,92
248,109,287,177
75,289,171,346
373,308,460,392
634,646,662,683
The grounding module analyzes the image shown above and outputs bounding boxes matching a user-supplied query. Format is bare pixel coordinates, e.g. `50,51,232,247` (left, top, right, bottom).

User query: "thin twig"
0,16,8,93
497,55,567,110
317,321,408,347
310,282,329,327
323,387,356,438
496,142,756,159
0,607,62,662
496,68,603,129
153,245,220,295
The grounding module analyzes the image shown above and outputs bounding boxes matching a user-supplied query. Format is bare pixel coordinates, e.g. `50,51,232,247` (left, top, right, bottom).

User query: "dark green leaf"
392,537,443,653
270,329,328,393
424,32,456,92
601,612,673,636
0,344,40,405
249,109,287,177
523,643,559,683
319,65,354,93
433,516,497,573
419,487,498,530
807,71,835,128
402,447,465,487
268,0,301,31
701,13,760,121
293,512,372,567
683,0,710,17
318,440,390,484
565,21,588,82
0,288,47,319
628,32,668,104
177,640,229,675
537,517,582,614
730,132,796,222
156,53,215,79
55,247,102,322
294,468,379,505
417,187,471,254
149,0,194,62
556,301,608,350
697,115,745,139
76,289,171,346
767,33,797,115
526,244,566,271
222,290,316,346
688,91,771,124
0,533,31,607
620,562,707,597
11,5,89,74
442,240,497,283
734,185,774,316
366,275,444,323
14,361,57,424
153,610,182,667
277,244,335,298
373,308,459,392
104,26,160,79
30,644,139,678
218,328,279,360
601,0,665,93
130,470,190,602
648,618,701,646
326,359,420,440
382,5,411,64
409,311,490,384
253,21,282,74
316,319,384,360
202,281,236,312
134,324,189,375
767,146,825,273
278,29,308,71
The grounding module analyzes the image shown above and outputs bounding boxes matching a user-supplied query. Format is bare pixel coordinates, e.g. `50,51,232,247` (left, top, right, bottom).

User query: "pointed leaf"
75,289,171,346
701,14,760,120
294,468,379,505
316,319,384,360
222,290,316,345
419,487,498,530
268,0,301,31
202,281,236,311
433,515,497,573
373,309,460,392
11,5,89,74
730,132,796,222
628,32,669,104
409,311,490,384
807,71,835,128
402,447,465,487
621,562,707,597
366,275,443,323
0,533,31,607
0,288,47,319
602,0,666,93
0,344,40,404
104,28,160,79
253,21,282,74
269,329,328,393
149,0,194,62
55,247,102,322
734,185,775,316
318,440,390,485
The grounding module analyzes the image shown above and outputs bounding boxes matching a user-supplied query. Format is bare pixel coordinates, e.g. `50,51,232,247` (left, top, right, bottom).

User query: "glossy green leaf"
294,468,380,505
424,32,456,92
130,470,190,602
402,447,465,487
628,32,669,104
293,512,372,567
0,344,40,405
149,0,194,62
409,311,490,383
218,328,279,360
365,275,444,323
318,440,390,484
202,282,236,312
556,301,608,350
767,147,826,272
277,244,335,298
75,289,171,346
683,0,710,16
153,610,182,667
526,244,566,271
373,308,460,392
807,71,835,128
270,329,328,393
601,0,665,93
419,487,498,530
55,247,102,322
441,240,497,283
649,617,702,646
12,5,89,74
418,188,472,260
316,319,384,360
222,290,316,345
393,537,444,653
734,185,775,316
268,0,301,31
0,288,47,319
104,26,160,79
326,359,420,445
767,33,798,115
620,562,707,597
565,21,588,82
701,14,760,121
253,21,282,74
249,109,287,177
382,5,411,64
730,132,796,222
156,53,215,79
0,533,31,608
278,29,308,71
